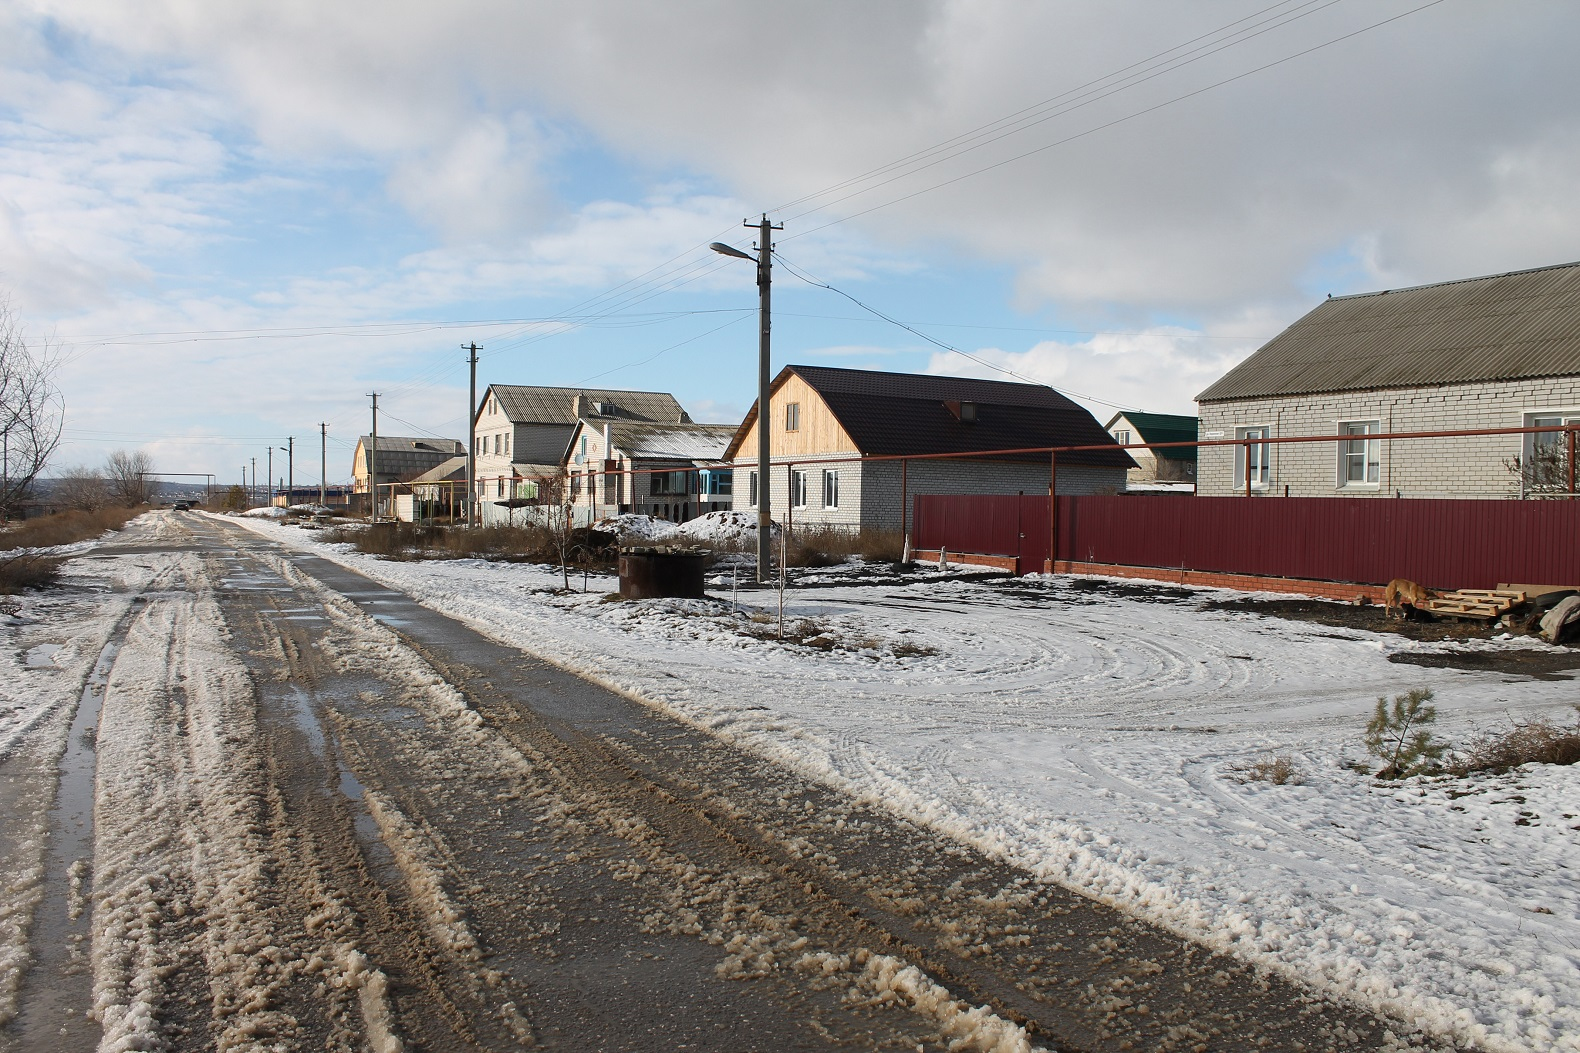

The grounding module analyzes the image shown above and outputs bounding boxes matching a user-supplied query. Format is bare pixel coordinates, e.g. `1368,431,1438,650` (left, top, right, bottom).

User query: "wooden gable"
730,372,859,459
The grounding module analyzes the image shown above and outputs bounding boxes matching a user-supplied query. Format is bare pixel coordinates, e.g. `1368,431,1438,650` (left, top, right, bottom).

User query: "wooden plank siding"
731,373,859,459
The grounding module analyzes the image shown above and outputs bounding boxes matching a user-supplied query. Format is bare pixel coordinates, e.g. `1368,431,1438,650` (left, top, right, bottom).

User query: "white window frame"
748,470,759,507
822,469,839,509
1336,419,1381,489
792,470,808,509
1112,429,1131,446
1523,408,1580,495
1233,425,1271,490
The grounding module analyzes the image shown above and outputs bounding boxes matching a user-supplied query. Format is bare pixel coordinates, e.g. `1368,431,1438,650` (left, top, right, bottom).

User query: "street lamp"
712,214,782,583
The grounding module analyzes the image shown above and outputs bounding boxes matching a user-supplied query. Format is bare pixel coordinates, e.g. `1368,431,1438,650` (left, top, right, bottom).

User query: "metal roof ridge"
1326,258,1580,302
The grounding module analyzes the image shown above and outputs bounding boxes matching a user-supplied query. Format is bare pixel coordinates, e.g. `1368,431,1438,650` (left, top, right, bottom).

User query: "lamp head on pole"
709,242,755,262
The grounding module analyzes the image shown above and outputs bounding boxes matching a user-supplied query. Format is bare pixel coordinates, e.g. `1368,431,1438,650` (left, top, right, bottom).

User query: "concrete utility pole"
464,343,480,527
286,436,293,506
710,214,782,582
368,393,380,522
267,447,274,507
319,423,328,509
250,457,257,507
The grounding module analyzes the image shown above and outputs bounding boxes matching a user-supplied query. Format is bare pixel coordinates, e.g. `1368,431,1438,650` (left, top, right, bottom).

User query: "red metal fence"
912,494,1580,590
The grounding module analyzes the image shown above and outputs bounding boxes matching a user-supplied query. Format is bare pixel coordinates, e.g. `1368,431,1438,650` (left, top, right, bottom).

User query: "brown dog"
1384,578,1432,618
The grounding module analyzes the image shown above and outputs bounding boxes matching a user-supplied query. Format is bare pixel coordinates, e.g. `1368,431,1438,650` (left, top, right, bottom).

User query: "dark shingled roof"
356,436,465,480
1197,260,1580,403
726,365,1134,468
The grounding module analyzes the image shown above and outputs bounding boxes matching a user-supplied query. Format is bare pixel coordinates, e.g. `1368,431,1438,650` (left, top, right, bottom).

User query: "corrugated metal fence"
911,494,1580,589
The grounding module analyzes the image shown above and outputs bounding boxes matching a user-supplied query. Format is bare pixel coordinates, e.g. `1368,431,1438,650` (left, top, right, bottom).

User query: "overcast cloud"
3,0,1578,477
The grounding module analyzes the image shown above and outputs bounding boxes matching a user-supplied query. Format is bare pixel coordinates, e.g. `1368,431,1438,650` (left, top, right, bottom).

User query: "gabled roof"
724,365,1133,468
356,436,466,478
582,420,737,462
1197,260,1580,403
484,385,689,426
408,455,468,483
1106,411,1198,462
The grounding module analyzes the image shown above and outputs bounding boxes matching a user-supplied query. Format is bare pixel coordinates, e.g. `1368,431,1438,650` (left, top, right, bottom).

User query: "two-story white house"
471,385,694,525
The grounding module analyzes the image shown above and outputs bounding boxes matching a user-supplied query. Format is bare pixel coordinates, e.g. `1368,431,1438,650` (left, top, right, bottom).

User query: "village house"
351,435,466,516
722,365,1133,533
1196,260,1580,498
1104,411,1198,486
564,419,737,525
471,384,695,525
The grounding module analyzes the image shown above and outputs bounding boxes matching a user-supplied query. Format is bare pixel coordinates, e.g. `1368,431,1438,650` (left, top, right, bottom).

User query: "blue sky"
4,0,1580,487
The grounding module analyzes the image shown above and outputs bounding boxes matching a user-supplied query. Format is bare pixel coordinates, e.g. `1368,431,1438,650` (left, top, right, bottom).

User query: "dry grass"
0,506,147,552
739,613,938,658
784,526,906,568
0,552,64,594
1232,755,1300,785
322,521,622,567
1449,711,1580,776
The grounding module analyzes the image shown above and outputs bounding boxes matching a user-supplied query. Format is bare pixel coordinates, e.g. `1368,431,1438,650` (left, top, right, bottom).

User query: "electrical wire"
772,251,1138,412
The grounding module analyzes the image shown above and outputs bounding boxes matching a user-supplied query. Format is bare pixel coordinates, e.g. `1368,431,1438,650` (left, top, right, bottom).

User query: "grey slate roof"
487,385,689,426
1197,260,1580,403
598,421,737,462
408,455,468,483
357,436,465,480
725,365,1134,469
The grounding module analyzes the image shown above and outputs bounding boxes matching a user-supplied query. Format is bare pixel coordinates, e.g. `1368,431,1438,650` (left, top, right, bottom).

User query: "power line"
772,251,1137,411
783,0,1447,241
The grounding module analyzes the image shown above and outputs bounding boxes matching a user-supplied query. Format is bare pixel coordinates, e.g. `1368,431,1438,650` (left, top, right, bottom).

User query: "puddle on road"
10,638,121,1050
24,642,63,668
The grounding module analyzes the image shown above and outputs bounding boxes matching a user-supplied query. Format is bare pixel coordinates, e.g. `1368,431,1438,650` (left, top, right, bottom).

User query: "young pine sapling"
1364,687,1446,779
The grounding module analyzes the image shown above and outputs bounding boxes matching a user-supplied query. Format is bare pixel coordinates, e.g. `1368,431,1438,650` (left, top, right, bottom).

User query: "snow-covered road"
226,514,1580,1053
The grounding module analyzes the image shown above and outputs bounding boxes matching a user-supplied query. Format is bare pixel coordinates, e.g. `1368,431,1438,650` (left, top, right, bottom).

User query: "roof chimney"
573,394,585,418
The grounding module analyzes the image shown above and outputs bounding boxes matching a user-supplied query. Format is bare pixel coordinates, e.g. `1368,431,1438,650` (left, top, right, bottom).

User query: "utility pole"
319,423,328,509
464,343,480,527
709,215,782,582
368,392,380,522
267,447,274,507
286,436,293,507
250,457,257,507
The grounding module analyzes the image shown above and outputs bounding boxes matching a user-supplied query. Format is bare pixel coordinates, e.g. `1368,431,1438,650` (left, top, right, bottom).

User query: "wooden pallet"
1420,589,1527,620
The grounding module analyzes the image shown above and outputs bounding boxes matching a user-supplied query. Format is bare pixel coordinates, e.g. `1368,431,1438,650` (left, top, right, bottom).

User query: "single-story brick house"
1196,260,1580,498
721,365,1134,533
1103,411,1198,485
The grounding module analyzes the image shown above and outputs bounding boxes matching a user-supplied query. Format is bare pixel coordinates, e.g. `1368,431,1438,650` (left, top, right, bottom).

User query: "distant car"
172,501,193,511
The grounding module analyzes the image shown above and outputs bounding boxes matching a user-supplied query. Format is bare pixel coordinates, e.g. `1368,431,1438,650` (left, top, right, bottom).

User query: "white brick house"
722,365,1133,533
1197,261,1580,499
563,418,736,525
471,385,692,526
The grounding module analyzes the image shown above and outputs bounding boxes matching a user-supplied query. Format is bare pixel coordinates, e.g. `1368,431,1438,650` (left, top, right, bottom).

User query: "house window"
785,402,800,432
1233,426,1271,490
1112,429,1131,446
748,470,758,507
1525,411,1580,494
496,477,505,497
577,435,588,464
570,473,581,497
504,433,510,456
792,470,808,508
515,480,538,500
650,470,690,495
822,470,839,508
700,469,732,496
1337,420,1381,487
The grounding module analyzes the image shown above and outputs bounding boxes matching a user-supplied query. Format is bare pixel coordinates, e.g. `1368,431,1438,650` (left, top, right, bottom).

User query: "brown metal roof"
1196,260,1580,403
725,365,1134,469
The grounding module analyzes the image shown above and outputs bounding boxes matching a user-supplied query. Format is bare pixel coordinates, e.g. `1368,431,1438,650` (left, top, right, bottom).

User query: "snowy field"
225,515,1580,1052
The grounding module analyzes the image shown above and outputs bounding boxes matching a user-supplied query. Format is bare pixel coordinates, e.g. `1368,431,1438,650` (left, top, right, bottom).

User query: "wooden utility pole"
464,343,480,527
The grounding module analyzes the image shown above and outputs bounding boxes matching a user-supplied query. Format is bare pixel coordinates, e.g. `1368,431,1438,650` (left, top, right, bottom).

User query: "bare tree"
104,450,155,506
0,302,64,519
530,472,575,590
54,464,109,511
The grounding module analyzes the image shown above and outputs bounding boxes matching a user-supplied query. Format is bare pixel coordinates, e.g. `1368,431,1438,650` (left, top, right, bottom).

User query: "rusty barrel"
618,546,710,599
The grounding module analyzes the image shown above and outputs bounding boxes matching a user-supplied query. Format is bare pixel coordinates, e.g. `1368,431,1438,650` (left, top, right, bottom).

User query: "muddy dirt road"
1,514,1455,1051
